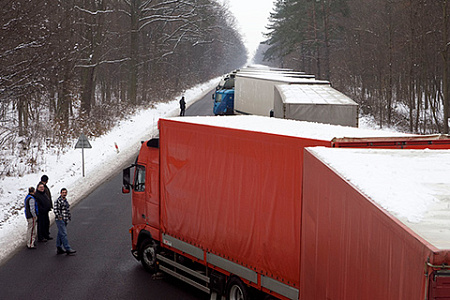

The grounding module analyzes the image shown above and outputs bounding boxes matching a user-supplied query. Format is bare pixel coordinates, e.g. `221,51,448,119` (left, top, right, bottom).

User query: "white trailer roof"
309,147,450,250
168,115,411,141
276,84,358,105
238,71,314,79
237,67,310,76
236,72,329,85
244,65,294,72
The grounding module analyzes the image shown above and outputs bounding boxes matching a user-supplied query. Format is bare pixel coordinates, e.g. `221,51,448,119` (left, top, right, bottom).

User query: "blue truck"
213,74,235,115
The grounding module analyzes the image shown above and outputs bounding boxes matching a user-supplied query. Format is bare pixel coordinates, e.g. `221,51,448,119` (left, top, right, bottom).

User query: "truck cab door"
145,149,160,231
131,164,147,226
131,154,160,232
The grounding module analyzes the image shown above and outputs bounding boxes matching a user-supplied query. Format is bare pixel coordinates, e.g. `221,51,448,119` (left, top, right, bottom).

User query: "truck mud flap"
429,272,450,300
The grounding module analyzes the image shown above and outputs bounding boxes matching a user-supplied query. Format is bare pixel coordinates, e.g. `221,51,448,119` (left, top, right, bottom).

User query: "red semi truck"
122,116,450,299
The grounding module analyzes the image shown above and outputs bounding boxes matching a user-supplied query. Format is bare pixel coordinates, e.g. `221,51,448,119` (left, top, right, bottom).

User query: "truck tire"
139,240,158,274
226,277,249,300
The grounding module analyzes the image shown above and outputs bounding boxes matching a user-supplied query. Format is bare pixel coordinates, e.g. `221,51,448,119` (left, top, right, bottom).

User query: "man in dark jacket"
39,175,53,210
35,182,52,242
179,96,186,116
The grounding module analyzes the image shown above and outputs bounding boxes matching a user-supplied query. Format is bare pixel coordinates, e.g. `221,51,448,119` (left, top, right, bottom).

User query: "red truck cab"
123,138,161,273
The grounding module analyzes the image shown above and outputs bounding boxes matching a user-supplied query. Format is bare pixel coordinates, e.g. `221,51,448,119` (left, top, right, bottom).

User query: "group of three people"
24,175,76,255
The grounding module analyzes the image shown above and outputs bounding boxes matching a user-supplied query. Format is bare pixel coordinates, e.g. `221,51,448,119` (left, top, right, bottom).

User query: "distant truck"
122,116,450,300
273,83,359,127
233,72,328,116
213,69,358,127
213,69,317,116
213,72,236,115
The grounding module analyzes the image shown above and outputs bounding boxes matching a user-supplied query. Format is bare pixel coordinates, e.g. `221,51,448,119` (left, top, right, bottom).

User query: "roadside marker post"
75,134,92,177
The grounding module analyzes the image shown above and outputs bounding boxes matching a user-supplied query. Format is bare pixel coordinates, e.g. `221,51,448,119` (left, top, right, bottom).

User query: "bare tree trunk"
429,79,442,132
81,66,95,115
386,0,393,124
415,82,422,132
321,0,331,80
129,0,139,105
57,71,71,130
18,96,26,136
408,0,415,132
443,0,449,133
312,1,321,77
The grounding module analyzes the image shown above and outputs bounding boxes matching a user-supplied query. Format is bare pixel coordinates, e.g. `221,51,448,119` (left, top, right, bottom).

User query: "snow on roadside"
0,77,219,264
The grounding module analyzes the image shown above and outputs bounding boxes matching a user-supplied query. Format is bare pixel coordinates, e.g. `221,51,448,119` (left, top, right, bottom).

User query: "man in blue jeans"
54,188,76,255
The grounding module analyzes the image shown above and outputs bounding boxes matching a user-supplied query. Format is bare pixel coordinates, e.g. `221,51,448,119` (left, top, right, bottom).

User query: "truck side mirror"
122,167,132,194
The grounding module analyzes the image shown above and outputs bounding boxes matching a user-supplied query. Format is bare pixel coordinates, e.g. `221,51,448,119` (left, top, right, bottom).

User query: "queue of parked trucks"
122,66,450,299
213,66,359,127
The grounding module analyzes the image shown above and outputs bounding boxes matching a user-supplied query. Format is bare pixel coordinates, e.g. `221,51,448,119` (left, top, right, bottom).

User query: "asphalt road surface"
185,89,215,116
0,90,215,299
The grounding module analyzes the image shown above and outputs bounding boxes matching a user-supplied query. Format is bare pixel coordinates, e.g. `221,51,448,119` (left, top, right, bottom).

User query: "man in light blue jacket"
24,187,38,249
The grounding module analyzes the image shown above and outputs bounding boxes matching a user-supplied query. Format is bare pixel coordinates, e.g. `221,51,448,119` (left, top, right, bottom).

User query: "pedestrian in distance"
54,188,76,255
24,187,38,249
179,96,186,116
34,182,52,242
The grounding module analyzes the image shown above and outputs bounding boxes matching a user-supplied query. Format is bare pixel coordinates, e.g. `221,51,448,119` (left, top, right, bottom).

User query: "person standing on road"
37,175,53,240
179,96,186,116
34,183,52,242
24,187,38,249
39,175,52,201
54,188,76,255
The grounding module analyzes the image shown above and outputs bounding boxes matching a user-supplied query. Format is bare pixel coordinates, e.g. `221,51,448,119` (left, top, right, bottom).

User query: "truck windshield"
215,93,223,103
223,77,235,89
134,165,145,192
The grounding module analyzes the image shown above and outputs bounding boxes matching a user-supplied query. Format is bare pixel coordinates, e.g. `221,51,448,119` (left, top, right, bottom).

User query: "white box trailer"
274,84,359,127
234,72,329,116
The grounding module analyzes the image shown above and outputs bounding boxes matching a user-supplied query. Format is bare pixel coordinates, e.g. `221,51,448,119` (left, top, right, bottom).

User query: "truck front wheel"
140,240,158,274
226,277,249,300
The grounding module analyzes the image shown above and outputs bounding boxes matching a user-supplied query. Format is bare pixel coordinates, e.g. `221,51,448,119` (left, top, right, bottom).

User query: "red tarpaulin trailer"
301,147,450,300
159,118,330,290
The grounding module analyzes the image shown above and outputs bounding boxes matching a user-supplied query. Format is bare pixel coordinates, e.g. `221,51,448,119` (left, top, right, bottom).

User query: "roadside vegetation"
0,0,247,177
259,0,449,134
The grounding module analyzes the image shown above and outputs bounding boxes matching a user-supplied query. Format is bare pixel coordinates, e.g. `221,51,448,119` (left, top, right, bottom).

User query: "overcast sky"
219,0,275,56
